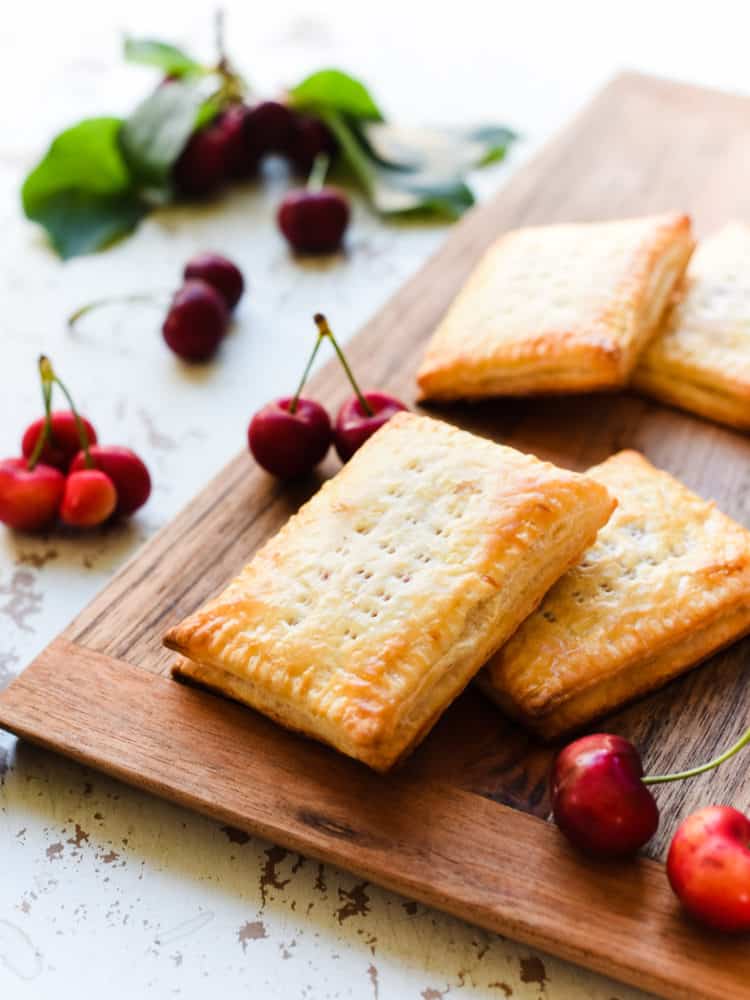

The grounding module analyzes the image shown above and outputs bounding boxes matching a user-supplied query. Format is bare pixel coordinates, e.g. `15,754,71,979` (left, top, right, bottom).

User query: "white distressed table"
2,2,747,996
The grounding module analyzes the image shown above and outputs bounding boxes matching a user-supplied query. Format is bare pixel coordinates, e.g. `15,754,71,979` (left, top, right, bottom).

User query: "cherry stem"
307,153,330,194
214,8,227,71
67,293,169,331
39,356,93,469
643,724,750,785
26,364,54,471
289,332,325,415
313,313,373,416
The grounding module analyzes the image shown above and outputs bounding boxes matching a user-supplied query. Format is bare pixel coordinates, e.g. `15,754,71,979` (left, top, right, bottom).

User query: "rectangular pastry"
165,412,615,771
416,214,694,400
633,222,750,430
479,450,750,740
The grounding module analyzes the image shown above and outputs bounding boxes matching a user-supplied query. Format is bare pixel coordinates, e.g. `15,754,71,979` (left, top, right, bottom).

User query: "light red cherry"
69,445,151,516
22,411,97,471
667,806,750,932
60,469,117,527
0,458,65,532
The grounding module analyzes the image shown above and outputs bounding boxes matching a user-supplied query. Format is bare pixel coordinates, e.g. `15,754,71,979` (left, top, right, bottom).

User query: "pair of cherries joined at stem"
0,357,151,532
248,314,406,479
551,727,750,932
70,252,245,364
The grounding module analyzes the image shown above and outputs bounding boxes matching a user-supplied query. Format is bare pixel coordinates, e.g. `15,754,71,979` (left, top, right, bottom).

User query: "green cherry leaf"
320,110,475,218
22,117,131,202
21,117,145,258
361,121,517,173
29,190,147,260
289,68,383,121
123,36,204,77
119,77,219,195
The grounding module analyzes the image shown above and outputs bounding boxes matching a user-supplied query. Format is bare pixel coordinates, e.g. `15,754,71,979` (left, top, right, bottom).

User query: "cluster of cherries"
552,729,750,932
173,95,350,254
0,357,151,532
248,313,406,478
163,251,245,361
70,252,245,365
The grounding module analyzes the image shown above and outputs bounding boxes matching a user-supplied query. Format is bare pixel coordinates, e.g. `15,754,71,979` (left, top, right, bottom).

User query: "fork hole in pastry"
377,542,397,555
542,609,557,623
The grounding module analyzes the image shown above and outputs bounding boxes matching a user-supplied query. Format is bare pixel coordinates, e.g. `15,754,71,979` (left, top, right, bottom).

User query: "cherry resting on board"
310,314,407,461
667,806,750,933
248,323,332,478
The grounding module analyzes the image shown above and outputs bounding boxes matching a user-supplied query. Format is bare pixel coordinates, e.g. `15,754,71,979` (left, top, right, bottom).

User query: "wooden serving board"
3,72,750,999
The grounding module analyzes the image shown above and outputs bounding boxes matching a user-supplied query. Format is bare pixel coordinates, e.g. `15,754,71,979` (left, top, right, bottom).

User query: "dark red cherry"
22,411,97,471
173,121,228,197
244,100,296,159
217,104,259,179
69,445,151,516
162,280,229,362
334,392,408,462
277,188,350,254
288,113,337,175
184,252,245,310
551,734,659,857
248,397,331,479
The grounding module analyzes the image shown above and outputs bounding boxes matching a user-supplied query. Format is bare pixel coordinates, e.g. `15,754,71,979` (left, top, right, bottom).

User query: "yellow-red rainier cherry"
667,806,750,932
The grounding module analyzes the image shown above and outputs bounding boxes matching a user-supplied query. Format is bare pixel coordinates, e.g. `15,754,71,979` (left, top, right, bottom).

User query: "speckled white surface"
2,1,748,996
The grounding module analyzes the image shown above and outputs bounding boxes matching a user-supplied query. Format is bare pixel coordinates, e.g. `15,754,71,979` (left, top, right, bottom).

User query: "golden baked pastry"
416,214,694,400
165,412,615,771
480,450,750,740
633,222,750,430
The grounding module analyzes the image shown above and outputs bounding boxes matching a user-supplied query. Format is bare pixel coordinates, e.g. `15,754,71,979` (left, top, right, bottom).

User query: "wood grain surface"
2,71,750,999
